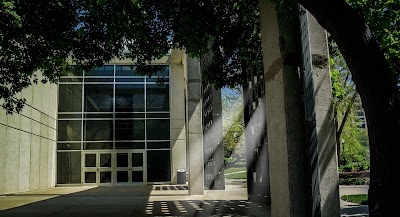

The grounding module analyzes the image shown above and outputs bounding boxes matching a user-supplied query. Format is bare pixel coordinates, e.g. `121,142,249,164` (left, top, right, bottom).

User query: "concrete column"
184,55,204,195
307,13,340,217
170,63,187,184
259,0,309,216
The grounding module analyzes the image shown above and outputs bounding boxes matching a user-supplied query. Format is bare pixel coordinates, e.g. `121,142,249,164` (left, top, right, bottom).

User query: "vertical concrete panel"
39,137,49,189
41,82,50,116
5,128,20,193
307,13,340,217
31,119,41,137
259,0,309,216
19,131,31,192
0,125,6,194
30,135,41,191
185,56,204,195
170,64,187,184
32,75,42,113
48,83,58,119
48,141,56,187
21,82,33,108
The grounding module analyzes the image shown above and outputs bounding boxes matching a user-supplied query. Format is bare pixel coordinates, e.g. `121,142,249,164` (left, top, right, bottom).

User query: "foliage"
341,194,369,205
329,40,370,166
339,178,369,185
0,0,262,114
222,87,246,166
346,0,400,80
339,161,370,172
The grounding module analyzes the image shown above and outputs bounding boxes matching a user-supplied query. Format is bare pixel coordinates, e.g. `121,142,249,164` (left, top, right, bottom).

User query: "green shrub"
339,178,368,185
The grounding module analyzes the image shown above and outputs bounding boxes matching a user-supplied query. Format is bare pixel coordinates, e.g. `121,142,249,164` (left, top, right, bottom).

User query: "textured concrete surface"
307,9,341,217
0,73,58,195
0,182,369,217
0,184,271,217
259,1,308,216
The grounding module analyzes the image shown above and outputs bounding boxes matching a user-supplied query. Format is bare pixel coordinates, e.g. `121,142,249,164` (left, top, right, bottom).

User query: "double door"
82,150,145,186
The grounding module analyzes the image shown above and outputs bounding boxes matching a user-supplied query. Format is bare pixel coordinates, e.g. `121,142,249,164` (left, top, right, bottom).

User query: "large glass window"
84,84,113,112
85,65,114,76
58,120,81,141
57,152,81,184
115,84,144,112
115,119,145,140
84,120,113,141
58,84,82,112
146,84,169,111
57,64,172,184
147,119,170,140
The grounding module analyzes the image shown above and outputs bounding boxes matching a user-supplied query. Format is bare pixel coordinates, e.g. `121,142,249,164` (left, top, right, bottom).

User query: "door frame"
81,151,114,186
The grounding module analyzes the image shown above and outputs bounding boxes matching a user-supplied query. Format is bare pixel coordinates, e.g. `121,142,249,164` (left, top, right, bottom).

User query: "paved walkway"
0,184,368,217
339,185,369,217
0,184,270,217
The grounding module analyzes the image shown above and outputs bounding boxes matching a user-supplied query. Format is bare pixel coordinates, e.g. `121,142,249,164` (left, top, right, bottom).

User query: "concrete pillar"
184,55,204,195
170,62,187,184
259,0,309,216
307,12,340,217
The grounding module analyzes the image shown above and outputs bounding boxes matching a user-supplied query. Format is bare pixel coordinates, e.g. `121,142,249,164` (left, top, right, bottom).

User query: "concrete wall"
306,12,340,217
170,61,187,184
259,0,309,216
0,73,58,195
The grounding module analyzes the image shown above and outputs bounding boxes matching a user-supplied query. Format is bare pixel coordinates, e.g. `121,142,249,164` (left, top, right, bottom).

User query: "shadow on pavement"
0,184,270,217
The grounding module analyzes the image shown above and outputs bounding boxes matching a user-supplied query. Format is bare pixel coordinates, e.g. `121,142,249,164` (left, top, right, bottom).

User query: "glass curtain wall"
57,65,171,184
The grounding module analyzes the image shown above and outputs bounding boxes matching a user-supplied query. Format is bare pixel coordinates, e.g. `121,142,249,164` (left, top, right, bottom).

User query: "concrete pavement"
0,183,369,217
339,185,369,217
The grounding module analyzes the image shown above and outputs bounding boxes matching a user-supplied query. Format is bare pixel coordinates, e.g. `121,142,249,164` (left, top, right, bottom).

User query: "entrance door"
82,152,113,186
115,150,145,185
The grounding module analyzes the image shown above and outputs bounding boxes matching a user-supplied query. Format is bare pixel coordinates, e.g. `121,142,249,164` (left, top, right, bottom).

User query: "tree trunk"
299,0,400,216
335,92,357,164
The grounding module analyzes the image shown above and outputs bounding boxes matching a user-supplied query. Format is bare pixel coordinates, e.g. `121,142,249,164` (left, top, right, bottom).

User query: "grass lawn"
224,167,246,179
224,167,246,174
341,194,368,205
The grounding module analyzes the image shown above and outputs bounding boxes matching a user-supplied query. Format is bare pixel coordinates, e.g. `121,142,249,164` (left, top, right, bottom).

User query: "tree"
329,39,369,166
222,86,245,166
1,0,399,216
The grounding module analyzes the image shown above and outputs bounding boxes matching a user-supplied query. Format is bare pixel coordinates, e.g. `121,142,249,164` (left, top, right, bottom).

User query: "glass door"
82,152,113,186
115,150,145,186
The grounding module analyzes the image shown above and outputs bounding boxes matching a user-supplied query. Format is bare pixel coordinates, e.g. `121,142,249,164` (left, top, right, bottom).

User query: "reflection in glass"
84,120,113,141
84,142,113,150
146,84,169,111
147,150,171,182
115,142,145,149
115,120,145,140
58,120,82,141
85,154,96,167
147,142,170,149
117,153,128,167
58,84,82,112
100,172,112,183
132,153,143,167
57,143,81,150
115,65,137,76
85,172,96,183
147,119,170,140
115,84,144,112
85,65,114,76
117,171,128,182
57,152,81,184
100,154,112,167
132,171,143,182
84,84,113,112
